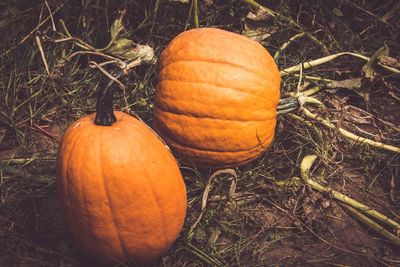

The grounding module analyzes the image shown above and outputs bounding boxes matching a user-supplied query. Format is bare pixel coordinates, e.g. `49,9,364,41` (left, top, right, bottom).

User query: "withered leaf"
246,6,272,21
326,78,362,90
362,44,389,80
379,56,400,68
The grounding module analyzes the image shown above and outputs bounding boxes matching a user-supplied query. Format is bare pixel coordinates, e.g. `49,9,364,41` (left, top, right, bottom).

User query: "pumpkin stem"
277,97,299,115
94,69,124,126
277,96,325,115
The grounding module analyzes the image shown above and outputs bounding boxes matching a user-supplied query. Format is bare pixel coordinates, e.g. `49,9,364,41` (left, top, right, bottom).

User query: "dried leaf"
246,6,272,21
203,0,214,6
124,44,155,63
326,78,362,90
321,199,331,209
113,45,154,62
105,38,155,63
362,44,389,80
345,114,370,125
242,24,273,43
169,0,189,3
208,227,221,245
303,203,315,217
379,56,400,68
327,96,348,110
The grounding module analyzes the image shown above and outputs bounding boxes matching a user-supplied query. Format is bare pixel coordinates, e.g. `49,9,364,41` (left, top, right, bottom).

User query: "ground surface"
1,0,400,266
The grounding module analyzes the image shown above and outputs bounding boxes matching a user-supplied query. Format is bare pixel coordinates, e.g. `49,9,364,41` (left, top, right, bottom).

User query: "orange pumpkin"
153,28,281,168
56,78,187,265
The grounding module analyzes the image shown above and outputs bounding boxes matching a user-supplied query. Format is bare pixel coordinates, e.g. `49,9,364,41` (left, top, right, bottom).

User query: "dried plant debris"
1,0,400,266
325,78,362,91
362,44,390,80
246,6,273,21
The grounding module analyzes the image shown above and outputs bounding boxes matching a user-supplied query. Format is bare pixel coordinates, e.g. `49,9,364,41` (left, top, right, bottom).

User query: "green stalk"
277,97,299,114
274,33,305,60
301,108,400,153
342,204,400,246
288,86,322,97
301,155,400,233
281,52,400,76
277,96,324,115
193,0,199,28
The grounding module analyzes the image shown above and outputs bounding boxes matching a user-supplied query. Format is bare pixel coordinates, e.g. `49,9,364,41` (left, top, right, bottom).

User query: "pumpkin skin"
56,111,187,265
153,28,281,168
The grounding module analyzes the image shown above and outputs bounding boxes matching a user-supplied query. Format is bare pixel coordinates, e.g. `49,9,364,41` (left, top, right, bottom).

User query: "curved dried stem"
300,155,400,235
274,32,305,60
281,52,400,76
188,169,237,238
301,108,400,153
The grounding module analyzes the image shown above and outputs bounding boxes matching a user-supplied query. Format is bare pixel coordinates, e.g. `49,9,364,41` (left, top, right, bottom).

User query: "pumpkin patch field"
1,1,400,266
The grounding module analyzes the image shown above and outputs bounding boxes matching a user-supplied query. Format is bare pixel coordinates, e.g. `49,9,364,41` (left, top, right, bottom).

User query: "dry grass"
1,0,400,266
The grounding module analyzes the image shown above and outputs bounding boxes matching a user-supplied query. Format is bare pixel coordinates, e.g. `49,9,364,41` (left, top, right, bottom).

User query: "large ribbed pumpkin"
153,28,281,168
57,106,187,264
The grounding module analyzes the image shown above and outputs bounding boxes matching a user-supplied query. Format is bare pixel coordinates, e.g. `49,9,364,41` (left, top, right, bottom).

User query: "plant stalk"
193,0,199,28
301,108,400,153
281,52,400,76
301,155,400,233
342,204,400,246
94,70,124,126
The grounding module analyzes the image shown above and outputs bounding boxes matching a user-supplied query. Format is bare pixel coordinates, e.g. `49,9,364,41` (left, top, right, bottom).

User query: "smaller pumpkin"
56,72,187,265
153,28,281,168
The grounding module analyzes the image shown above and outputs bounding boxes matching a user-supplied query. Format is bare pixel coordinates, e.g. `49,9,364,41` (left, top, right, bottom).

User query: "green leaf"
105,38,135,54
109,11,125,41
